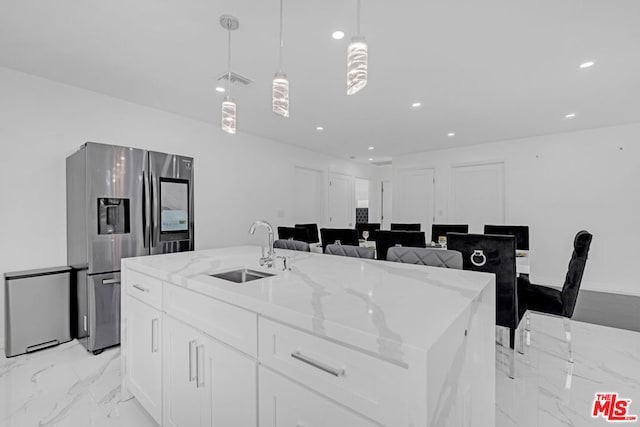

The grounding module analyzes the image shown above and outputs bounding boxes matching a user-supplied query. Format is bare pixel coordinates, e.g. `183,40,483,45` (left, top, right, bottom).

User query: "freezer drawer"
4,266,72,358
77,272,121,353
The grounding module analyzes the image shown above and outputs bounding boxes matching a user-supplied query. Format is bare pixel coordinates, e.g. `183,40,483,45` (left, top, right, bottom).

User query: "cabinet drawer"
259,366,376,427
163,283,257,357
258,318,408,426
126,269,162,310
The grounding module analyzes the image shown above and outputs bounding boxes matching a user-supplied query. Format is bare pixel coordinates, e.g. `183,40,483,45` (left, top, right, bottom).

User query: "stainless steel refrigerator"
66,142,194,354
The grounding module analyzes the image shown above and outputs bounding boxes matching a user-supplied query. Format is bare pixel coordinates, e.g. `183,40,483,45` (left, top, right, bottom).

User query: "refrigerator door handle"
151,172,157,248
143,170,150,248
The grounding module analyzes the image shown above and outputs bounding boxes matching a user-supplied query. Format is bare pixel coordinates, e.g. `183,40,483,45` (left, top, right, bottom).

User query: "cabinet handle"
132,284,150,293
291,351,345,377
151,318,159,353
196,344,205,388
188,340,197,382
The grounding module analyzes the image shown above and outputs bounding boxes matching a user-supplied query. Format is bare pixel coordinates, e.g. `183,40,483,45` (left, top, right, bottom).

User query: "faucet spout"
248,220,275,268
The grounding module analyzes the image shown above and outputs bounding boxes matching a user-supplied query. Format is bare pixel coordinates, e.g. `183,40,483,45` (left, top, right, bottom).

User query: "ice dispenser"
98,198,130,234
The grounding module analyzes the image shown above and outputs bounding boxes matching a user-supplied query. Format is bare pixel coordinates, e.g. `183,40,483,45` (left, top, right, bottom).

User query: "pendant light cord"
226,21,232,94
278,0,284,72
356,0,361,37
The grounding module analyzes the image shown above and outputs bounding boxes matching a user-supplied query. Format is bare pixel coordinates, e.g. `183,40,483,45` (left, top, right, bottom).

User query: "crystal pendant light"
220,15,239,134
347,0,368,95
272,0,289,117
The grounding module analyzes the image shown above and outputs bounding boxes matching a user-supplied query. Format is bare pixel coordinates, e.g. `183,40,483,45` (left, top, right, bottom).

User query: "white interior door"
328,172,354,228
395,168,435,232
293,166,323,225
381,181,393,229
450,162,505,233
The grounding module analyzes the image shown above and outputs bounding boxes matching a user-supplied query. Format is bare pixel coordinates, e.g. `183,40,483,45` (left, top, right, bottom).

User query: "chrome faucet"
248,220,275,268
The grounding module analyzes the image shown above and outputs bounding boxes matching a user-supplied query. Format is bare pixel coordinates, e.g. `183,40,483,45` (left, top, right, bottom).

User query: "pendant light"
220,15,239,134
272,0,289,117
347,0,368,95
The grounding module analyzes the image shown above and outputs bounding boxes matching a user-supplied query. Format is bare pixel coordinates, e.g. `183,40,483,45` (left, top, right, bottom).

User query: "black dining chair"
277,226,310,242
355,223,381,241
319,228,360,253
294,223,320,244
374,230,426,261
325,244,375,259
484,225,530,251
447,232,523,378
518,230,592,363
273,239,311,252
386,247,463,269
431,224,469,244
390,223,421,231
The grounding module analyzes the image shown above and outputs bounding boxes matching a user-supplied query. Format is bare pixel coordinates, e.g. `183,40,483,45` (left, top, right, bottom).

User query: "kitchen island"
120,245,496,426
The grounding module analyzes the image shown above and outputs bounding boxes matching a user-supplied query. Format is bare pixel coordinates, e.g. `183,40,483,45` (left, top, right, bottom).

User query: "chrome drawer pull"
102,278,120,285
291,351,345,377
189,340,197,382
196,344,205,388
151,318,159,353
132,284,150,293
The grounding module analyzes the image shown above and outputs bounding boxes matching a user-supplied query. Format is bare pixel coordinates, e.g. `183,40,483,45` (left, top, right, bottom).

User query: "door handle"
143,170,150,248
132,284,149,293
196,344,205,388
151,318,159,353
188,340,197,382
150,172,157,247
102,278,120,285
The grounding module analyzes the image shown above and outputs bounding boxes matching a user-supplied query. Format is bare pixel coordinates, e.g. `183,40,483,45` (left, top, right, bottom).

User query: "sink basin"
210,268,275,284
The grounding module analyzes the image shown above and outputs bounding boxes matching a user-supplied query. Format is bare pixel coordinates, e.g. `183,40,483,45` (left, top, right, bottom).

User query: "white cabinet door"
259,367,376,427
163,316,202,427
328,172,354,228
200,335,257,427
126,297,162,424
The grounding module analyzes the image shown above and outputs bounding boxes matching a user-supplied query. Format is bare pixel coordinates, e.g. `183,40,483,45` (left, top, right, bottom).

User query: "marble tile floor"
0,312,638,426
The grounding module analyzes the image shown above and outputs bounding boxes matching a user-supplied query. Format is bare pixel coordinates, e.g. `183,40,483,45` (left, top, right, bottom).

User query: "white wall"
393,125,640,296
0,67,383,348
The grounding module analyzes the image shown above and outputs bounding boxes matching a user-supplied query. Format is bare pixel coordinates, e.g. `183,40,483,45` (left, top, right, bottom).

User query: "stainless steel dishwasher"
4,266,72,357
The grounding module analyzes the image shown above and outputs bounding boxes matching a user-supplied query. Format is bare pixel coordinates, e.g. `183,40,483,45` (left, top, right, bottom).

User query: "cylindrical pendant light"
347,0,368,95
272,0,290,117
220,15,239,134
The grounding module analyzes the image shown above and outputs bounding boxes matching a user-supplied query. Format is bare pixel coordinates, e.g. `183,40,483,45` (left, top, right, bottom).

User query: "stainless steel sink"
210,268,275,284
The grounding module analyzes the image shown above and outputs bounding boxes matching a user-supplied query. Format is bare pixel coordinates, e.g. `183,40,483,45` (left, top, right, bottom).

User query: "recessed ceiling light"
215,86,226,93
316,126,324,131
332,30,345,40
368,158,373,161
579,61,595,69
447,132,455,137
565,113,576,119
411,102,421,108
368,146,374,150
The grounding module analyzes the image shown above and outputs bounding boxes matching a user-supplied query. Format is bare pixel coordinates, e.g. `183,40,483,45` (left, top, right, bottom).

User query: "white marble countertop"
123,246,494,365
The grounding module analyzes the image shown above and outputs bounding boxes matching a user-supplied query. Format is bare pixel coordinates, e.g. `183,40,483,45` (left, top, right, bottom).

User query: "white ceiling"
2,0,640,163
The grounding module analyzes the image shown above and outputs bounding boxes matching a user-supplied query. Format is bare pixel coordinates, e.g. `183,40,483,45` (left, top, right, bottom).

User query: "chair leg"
509,327,516,379
517,324,525,355
563,317,574,363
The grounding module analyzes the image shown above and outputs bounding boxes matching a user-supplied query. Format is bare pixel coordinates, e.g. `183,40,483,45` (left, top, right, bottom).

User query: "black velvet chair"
484,225,530,251
431,224,469,244
325,244,375,259
294,223,320,244
374,230,426,261
447,232,523,378
355,223,381,241
518,230,592,363
319,228,360,253
277,226,310,242
390,223,421,231
386,247,463,269
273,239,310,252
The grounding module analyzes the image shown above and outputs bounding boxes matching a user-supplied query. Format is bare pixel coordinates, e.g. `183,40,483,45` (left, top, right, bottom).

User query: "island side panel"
425,277,496,426
120,262,133,401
